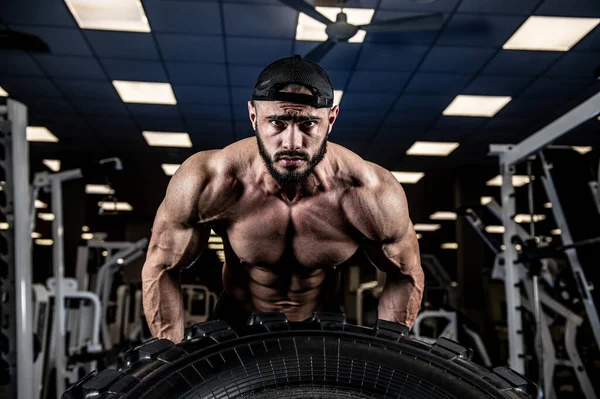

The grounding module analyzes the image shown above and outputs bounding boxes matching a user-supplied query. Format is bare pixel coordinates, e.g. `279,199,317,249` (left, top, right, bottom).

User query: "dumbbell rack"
0,99,34,399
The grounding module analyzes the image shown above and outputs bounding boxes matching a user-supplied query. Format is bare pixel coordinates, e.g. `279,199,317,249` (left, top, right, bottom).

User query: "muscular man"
142,55,424,343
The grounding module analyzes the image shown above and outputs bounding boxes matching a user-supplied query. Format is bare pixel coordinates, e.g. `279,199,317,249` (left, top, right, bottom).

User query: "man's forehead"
258,101,321,116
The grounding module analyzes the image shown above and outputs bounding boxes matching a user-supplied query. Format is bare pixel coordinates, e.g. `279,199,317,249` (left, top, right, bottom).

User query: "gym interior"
0,0,599,398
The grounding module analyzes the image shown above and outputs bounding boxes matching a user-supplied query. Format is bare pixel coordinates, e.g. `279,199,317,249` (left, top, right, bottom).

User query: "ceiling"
1,0,599,249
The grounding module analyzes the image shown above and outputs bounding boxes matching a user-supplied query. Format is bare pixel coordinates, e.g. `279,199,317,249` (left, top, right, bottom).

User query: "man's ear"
328,104,339,134
248,101,257,131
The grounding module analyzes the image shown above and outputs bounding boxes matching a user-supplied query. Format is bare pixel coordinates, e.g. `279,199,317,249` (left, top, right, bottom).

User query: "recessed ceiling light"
551,229,561,235
35,200,48,209
43,159,61,172
486,175,530,187
0,222,8,230
406,141,459,156
82,225,90,232
27,127,59,142
503,16,600,51
334,90,344,106
35,239,54,246
485,225,505,234
65,0,151,32
572,146,592,154
113,81,177,105
142,131,192,148
85,184,114,195
31,232,42,239
443,95,512,117
514,214,546,223
480,196,493,205
98,202,133,211
38,213,55,221
295,7,374,43
413,223,441,232
81,233,94,240
0,86,7,97
162,163,181,176
430,211,457,220
391,171,424,184
441,242,458,249
544,202,552,209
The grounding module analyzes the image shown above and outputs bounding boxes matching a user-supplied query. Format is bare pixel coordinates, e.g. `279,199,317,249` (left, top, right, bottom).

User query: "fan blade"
0,30,50,52
304,39,337,63
278,0,333,26
360,12,444,32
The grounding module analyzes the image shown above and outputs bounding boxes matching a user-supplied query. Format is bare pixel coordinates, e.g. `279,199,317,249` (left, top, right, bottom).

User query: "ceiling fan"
278,0,444,62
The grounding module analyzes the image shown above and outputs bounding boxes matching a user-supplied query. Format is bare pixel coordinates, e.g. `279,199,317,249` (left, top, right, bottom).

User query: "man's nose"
281,126,302,150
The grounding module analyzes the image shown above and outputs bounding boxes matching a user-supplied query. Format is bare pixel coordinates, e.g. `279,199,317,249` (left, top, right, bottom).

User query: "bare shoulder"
333,144,409,241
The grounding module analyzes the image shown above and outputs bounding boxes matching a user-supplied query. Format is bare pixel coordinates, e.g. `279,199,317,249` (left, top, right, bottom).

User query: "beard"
256,129,328,185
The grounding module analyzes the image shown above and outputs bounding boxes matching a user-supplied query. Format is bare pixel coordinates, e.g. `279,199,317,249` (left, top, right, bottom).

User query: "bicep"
364,221,420,275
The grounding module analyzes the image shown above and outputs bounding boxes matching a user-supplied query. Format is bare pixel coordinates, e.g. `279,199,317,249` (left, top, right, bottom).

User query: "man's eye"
302,121,316,128
270,120,284,127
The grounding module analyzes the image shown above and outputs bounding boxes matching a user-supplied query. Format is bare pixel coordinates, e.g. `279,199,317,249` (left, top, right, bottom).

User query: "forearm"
142,265,185,343
378,270,424,329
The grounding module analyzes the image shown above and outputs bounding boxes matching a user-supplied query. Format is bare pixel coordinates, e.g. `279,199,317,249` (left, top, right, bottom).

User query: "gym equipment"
0,98,34,399
63,312,535,399
463,200,597,399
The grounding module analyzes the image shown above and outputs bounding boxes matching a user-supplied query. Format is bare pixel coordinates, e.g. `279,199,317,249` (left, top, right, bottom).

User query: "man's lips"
278,157,305,166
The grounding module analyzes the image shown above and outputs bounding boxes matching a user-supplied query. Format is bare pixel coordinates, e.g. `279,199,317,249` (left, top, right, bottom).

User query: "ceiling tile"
379,0,459,12
157,34,226,62
179,104,232,120
535,0,600,17
230,87,252,106
136,118,187,132
0,51,45,76
0,76,62,97
172,85,230,105
54,80,120,100
384,112,438,127
127,104,181,119
434,116,487,130
546,52,600,79
356,44,429,71
340,92,397,110
85,31,159,60
229,65,263,87
458,0,538,15
166,62,228,85
437,15,526,47
227,38,291,65
346,71,411,92
573,26,600,51
394,94,455,113
144,0,222,34
365,10,440,45
10,26,92,56
482,51,562,76
420,47,496,73
406,73,472,94
294,42,361,70
102,59,168,82
420,129,471,141
33,55,105,80
223,3,298,39
331,127,377,140
75,100,129,116
521,77,592,98
336,109,387,127
2,0,77,27
463,75,533,96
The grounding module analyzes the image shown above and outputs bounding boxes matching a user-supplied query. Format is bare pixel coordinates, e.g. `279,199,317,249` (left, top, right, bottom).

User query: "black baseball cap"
252,55,334,108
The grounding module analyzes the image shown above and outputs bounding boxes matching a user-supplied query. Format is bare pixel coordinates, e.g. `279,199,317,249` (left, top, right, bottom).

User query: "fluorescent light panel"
503,16,600,51
0,86,7,97
208,236,222,244
113,81,176,105
391,171,424,184
208,243,224,250
162,163,180,176
406,141,459,156
514,214,546,223
38,213,55,221
486,225,505,234
43,159,61,172
544,202,552,209
551,229,561,235
486,175,530,187
65,0,151,32
441,243,459,249
27,127,59,142
480,196,493,205
413,223,441,232
81,233,94,240
35,239,54,246
416,233,422,239
443,95,511,117
35,200,48,209
31,232,42,239
142,131,192,148
430,211,457,220
99,202,133,211
86,184,114,195
572,146,592,154
296,7,374,43
334,90,344,106
0,222,8,230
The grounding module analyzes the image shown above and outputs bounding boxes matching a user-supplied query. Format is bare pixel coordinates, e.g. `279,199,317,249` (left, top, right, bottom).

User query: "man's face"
248,87,339,185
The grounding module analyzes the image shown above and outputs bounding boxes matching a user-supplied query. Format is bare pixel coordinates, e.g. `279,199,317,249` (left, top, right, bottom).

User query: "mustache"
274,151,308,161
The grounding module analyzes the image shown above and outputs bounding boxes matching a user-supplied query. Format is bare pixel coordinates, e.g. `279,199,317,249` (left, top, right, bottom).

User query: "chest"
223,192,359,269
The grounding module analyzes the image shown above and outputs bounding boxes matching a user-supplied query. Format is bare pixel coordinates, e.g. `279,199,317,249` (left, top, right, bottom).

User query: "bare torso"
205,138,369,321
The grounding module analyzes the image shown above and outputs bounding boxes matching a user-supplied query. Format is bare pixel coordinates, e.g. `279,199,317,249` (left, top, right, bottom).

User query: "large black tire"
63,312,535,399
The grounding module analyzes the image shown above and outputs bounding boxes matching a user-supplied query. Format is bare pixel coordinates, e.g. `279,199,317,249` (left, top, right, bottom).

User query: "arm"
345,168,424,329
141,155,212,343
